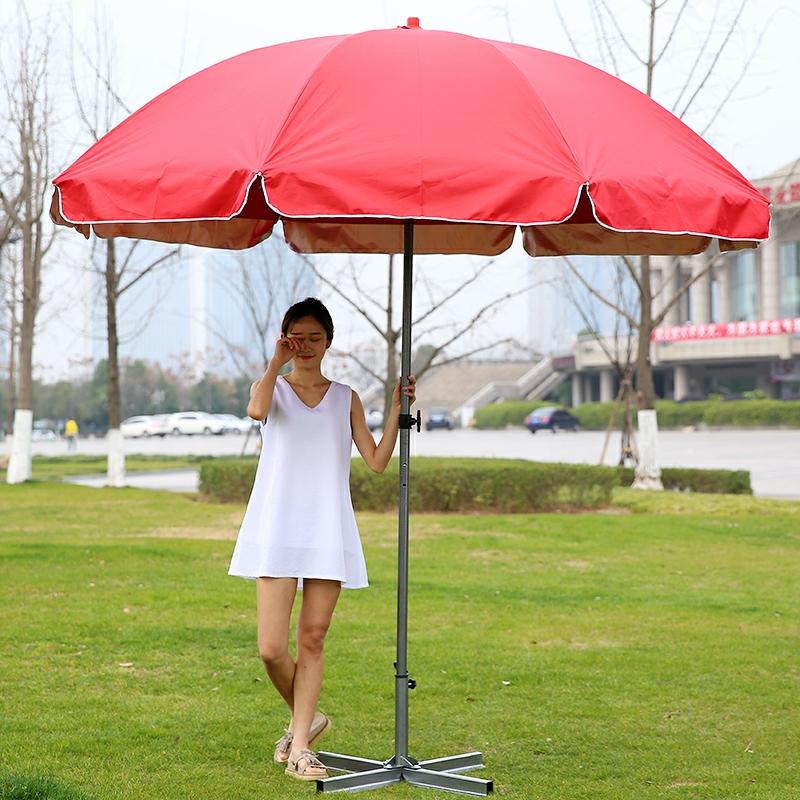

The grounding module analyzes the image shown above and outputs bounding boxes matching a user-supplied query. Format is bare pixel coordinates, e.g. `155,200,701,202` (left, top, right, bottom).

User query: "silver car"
167,411,225,436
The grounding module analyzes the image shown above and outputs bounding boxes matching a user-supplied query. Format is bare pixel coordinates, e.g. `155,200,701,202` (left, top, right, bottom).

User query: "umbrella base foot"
315,750,492,795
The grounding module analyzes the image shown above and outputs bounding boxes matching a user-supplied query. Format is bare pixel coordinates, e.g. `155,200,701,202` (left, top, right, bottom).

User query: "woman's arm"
351,375,416,474
246,336,300,420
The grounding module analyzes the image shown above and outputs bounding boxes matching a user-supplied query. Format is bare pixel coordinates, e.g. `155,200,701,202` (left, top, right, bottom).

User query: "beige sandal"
274,711,332,764
273,727,293,764
285,748,328,780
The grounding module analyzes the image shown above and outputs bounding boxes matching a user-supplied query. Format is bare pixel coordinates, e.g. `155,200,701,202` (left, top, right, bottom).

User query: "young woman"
228,297,416,781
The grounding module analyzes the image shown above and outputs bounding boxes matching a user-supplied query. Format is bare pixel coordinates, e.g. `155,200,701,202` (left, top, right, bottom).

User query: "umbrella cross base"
315,750,493,795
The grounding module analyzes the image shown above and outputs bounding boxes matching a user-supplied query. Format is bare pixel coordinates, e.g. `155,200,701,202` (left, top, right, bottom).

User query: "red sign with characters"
756,182,800,206
653,318,800,342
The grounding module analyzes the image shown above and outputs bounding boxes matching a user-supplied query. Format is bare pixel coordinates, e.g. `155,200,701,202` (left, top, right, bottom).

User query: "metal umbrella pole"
316,221,493,795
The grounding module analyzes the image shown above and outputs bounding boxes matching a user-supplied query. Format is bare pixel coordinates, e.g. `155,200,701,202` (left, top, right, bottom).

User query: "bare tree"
0,235,21,435
300,252,541,422
207,235,312,377
552,0,765,488
560,255,638,466
69,11,179,486
0,3,57,483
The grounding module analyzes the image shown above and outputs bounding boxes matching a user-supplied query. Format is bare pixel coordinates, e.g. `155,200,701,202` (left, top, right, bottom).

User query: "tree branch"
678,0,747,120
561,255,639,328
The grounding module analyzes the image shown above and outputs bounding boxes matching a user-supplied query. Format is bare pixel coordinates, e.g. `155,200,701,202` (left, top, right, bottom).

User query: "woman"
228,297,416,781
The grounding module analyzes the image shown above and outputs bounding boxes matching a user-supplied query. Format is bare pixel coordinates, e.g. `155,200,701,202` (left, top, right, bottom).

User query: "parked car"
425,407,454,431
215,413,258,434
365,408,384,432
168,411,225,436
31,427,58,441
121,414,170,438
525,406,579,433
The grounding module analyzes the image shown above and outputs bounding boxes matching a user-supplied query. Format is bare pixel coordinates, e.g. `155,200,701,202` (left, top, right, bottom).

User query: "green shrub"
201,456,751,509
200,456,617,512
618,466,751,494
473,400,542,429
476,398,800,430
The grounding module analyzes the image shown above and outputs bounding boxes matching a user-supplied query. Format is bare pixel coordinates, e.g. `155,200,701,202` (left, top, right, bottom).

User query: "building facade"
568,159,800,405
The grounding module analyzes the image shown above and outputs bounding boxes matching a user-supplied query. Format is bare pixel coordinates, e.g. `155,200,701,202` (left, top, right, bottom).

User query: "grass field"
0,455,207,482
0,481,798,799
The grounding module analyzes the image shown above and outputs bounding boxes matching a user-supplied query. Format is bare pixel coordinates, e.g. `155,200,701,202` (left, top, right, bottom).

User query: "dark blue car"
525,406,579,433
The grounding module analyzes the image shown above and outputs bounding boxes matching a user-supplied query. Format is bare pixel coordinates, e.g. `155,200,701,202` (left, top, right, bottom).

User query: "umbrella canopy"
51,19,769,257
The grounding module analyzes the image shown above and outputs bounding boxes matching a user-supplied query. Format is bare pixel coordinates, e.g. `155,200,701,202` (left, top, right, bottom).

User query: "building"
567,158,800,404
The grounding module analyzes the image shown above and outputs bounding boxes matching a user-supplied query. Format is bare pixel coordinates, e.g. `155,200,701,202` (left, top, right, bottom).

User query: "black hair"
281,297,334,342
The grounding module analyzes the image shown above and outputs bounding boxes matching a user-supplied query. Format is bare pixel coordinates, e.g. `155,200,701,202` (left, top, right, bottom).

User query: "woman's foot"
274,711,331,764
273,727,293,764
285,748,328,780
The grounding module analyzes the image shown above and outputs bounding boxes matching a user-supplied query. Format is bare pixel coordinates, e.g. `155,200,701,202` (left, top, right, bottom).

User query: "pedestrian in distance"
64,418,79,451
228,296,416,781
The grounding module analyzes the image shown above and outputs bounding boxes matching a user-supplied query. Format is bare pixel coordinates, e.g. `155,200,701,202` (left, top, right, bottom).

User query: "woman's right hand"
271,334,302,368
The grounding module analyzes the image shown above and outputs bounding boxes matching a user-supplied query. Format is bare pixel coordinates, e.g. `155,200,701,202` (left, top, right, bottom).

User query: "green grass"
1,455,211,482
0,482,798,799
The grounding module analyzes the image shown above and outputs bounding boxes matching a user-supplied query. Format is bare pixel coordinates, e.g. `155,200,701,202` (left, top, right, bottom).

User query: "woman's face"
286,315,330,365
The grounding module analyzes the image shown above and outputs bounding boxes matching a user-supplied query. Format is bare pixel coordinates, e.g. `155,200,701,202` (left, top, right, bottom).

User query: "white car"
120,415,170,438
214,413,258,434
167,411,225,436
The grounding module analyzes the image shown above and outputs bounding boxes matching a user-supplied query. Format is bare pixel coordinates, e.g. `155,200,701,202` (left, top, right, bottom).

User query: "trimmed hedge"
199,456,751,510
620,466,751,495
474,398,800,430
200,456,616,512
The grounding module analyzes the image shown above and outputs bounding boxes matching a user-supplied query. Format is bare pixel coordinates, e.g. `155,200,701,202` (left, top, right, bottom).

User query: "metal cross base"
315,750,493,795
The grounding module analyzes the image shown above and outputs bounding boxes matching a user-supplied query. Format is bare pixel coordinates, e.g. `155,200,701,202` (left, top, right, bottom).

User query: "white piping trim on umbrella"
258,175,589,227
580,185,772,243
54,173,265,227
54,172,770,242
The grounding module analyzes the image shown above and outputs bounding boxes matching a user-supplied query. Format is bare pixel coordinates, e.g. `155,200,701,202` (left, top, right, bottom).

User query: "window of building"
780,242,800,317
730,250,759,321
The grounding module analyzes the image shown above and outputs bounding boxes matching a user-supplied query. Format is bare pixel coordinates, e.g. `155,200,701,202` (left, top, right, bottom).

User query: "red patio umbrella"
51,18,770,796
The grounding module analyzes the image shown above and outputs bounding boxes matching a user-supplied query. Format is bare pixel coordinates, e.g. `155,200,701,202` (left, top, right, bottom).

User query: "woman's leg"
256,577,299,726
290,578,341,753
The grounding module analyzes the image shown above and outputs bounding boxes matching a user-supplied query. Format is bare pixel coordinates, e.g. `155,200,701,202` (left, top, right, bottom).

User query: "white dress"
228,374,369,590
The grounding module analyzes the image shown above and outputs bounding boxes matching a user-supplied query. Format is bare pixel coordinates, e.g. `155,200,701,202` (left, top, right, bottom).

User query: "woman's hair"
281,297,334,342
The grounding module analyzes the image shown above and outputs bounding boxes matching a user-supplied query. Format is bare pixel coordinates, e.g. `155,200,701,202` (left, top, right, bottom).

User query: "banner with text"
653,318,800,343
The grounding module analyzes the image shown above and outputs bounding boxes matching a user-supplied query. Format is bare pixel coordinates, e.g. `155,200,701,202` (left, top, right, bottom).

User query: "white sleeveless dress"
227,374,369,590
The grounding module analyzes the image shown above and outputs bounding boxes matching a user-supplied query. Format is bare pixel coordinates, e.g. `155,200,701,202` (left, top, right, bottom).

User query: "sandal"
285,748,328,780
273,711,331,764
273,727,293,765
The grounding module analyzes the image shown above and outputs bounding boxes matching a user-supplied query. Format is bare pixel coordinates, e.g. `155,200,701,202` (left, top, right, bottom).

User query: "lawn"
0,455,207,482
0,482,798,799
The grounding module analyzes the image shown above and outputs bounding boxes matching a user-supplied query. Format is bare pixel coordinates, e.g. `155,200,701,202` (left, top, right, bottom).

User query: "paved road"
7,428,799,497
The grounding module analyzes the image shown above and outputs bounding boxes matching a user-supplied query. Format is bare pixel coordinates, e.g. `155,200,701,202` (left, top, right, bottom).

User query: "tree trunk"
105,239,125,487
635,256,657,410
7,191,35,484
633,255,663,489
6,268,18,435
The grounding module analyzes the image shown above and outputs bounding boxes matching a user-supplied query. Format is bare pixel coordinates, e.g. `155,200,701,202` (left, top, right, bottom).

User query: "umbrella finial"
406,17,420,28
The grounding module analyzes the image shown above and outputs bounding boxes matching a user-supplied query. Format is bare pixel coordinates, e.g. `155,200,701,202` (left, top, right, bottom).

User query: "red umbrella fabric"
51,19,770,256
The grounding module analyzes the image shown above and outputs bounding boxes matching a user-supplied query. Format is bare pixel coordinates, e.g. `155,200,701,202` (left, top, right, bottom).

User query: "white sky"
18,0,800,382
71,0,799,178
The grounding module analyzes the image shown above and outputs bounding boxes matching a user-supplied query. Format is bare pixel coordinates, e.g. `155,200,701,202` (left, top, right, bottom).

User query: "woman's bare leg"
290,578,341,754
256,577,299,728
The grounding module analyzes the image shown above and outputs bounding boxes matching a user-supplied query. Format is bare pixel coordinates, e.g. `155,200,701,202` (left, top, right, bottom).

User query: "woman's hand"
271,334,302,368
391,374,416,410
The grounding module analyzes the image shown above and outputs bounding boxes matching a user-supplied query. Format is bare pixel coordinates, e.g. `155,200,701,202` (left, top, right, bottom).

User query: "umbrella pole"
315,221,493,795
